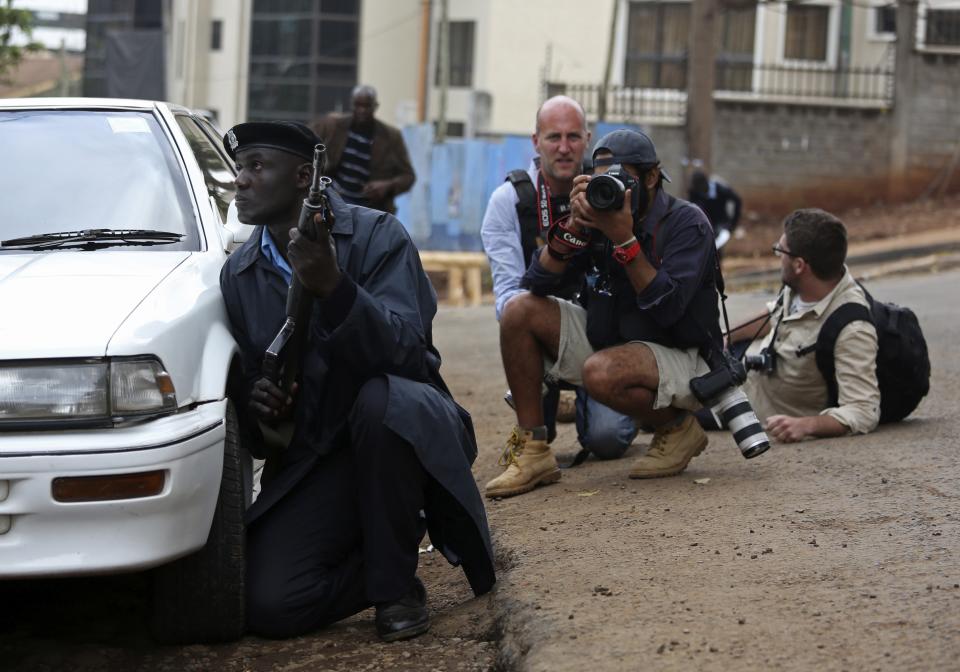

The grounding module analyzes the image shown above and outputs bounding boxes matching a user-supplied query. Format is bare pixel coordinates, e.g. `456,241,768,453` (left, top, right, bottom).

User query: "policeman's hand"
765,415,811,443
249,378,298,421
288,216,341,298
362,179,391,202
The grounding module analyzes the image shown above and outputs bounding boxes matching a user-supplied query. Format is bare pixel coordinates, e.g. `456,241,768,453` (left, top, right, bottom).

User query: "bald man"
480,96,638,476
313,85,415,213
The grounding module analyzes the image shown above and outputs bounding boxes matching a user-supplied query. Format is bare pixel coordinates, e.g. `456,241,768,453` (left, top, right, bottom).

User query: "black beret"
223,121,322,161
592,129,671,182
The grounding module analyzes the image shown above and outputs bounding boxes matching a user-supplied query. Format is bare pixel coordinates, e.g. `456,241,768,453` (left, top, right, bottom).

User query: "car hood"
0,251,192,359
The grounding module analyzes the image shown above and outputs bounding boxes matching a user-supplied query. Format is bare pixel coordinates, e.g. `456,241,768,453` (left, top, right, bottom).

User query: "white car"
0,98,251,643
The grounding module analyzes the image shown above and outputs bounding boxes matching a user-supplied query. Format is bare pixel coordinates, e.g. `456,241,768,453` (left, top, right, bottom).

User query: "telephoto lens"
708,386,770,458
689,352,771,459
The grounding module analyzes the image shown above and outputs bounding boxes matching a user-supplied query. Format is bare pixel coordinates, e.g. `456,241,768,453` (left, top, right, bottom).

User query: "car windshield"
0,110,199,251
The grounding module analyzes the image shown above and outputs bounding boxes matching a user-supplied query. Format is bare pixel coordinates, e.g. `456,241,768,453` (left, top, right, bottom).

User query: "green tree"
0,0,41,83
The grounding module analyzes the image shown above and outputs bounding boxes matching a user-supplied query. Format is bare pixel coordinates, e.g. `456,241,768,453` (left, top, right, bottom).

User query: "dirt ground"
444,270,959,671
724,192,960,260
2,196,958,671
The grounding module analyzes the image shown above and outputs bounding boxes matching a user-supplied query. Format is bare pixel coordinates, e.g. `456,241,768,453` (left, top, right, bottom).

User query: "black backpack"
506,169,541,265
801,284,930,424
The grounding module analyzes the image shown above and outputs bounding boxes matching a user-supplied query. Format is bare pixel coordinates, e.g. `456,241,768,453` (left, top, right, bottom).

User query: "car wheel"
151,400,246,643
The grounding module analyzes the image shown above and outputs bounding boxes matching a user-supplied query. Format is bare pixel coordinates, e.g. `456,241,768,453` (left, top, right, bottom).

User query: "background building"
41,0,960,250
164,0,361,130
164,0,250,129
84,0,163,99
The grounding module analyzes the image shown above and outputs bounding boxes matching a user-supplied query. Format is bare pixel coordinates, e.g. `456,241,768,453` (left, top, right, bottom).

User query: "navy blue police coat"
220,190,495,597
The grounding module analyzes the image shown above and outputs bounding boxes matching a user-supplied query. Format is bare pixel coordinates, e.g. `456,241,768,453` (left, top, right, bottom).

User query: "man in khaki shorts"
485,129,722,499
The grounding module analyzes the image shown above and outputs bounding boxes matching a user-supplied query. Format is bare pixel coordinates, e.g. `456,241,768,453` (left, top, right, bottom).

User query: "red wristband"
611,237,641,265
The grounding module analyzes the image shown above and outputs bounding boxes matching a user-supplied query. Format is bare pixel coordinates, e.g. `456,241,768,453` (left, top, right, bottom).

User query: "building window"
211,19,223,51
247,0,360,123
784,5,830,61
926,8,960,46
716,6,757,91
435,20,474,88
624,2,690,90
874,5,896,36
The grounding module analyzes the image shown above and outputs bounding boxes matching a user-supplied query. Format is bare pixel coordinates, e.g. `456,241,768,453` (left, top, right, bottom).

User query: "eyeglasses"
771,244,801,259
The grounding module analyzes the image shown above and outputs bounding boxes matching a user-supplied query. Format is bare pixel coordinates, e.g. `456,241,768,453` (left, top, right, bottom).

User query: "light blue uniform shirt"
260,227,293,285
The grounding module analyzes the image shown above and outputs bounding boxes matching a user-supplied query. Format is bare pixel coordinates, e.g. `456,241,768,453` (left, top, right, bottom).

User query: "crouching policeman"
486,129,722,498
219,121,495,641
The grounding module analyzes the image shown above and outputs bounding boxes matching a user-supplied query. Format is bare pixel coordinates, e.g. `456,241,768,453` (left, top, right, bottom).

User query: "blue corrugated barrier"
395,121,643,252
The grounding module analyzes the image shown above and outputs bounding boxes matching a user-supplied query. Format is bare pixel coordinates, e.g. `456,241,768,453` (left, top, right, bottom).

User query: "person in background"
480,96,638,465
313,85,415,213
485,129,721,498
687,169,741,254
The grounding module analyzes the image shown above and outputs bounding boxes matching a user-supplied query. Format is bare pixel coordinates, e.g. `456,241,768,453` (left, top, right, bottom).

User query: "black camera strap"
535,171,572,233
703,225,746,359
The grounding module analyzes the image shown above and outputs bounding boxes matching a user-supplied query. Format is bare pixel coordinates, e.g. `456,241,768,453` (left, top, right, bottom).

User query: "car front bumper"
0,400,227,577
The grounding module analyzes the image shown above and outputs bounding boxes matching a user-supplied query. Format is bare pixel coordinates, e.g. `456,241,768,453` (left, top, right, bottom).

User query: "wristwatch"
611,236,641,265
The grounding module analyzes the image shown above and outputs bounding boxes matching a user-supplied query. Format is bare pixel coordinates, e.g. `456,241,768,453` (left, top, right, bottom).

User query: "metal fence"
548,61,894,123
716,62,894,104
546,81,687,125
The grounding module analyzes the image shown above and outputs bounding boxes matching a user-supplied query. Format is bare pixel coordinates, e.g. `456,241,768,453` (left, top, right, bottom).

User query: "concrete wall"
406,0,614,136
902,52,960,194
205,0,250,130
641,124,687,195
708,101,893,213
165,0,249,130
358,0,421,128
639,47,960,217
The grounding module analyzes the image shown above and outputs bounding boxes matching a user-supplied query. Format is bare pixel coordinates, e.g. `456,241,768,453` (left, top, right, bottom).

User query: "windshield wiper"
0,229,185,251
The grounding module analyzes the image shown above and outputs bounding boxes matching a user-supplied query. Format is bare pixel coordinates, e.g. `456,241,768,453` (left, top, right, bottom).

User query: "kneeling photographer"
486,129,737,498
699,208,881,443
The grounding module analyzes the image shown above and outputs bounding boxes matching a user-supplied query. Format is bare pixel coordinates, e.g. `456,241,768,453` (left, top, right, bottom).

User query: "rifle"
262,143,333,395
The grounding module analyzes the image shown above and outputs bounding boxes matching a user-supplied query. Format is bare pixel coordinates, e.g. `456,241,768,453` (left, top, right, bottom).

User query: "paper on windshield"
107,116,151,134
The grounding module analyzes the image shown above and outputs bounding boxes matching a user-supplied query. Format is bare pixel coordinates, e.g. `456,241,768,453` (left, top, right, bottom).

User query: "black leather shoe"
375,578,430,642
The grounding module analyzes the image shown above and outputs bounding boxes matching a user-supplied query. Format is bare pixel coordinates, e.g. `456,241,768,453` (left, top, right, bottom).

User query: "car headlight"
111,359,177,413
0,357,177,425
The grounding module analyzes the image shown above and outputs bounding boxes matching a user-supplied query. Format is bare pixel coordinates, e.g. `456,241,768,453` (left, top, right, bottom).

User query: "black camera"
689,350,770,459
585,164,637,211
744,348,776,375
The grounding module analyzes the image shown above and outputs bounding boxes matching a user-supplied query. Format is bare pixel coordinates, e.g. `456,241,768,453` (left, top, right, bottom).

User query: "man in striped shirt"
313,85,416,214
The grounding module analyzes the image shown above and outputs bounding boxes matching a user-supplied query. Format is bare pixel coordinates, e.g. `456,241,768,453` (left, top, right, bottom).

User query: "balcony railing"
547,81,687,125
547,61,894,125
716,62,894,105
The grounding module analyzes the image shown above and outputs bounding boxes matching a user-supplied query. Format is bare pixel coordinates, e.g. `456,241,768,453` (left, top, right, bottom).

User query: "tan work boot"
485,426,561,498
628,414,708,479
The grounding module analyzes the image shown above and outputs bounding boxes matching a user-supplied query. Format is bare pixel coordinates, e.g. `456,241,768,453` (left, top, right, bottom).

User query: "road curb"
725,249,960,293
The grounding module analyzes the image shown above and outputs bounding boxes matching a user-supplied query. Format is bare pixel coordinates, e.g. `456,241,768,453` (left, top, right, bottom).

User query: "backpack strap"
507,169,540,264
810,302,874,408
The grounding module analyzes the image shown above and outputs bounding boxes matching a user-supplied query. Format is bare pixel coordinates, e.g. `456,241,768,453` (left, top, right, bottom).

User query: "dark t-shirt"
333,129,373,205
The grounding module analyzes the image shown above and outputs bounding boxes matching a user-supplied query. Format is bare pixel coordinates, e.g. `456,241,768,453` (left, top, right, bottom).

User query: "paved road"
438,269,959,671
2,270,955,671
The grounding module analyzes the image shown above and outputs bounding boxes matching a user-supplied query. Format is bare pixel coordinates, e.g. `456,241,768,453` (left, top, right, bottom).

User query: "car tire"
151,400,246,643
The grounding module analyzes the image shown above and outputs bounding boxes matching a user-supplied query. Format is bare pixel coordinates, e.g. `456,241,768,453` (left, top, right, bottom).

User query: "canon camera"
689,350,770,459
585,164,638,211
